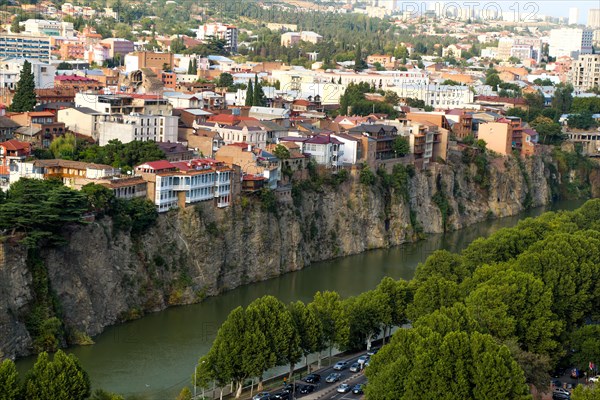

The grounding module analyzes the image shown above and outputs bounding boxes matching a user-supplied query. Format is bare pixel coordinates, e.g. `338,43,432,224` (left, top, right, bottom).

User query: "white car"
333,361,349,370
337,383,351,393
357,355,370,365
554,387,570,395
590,375,600,383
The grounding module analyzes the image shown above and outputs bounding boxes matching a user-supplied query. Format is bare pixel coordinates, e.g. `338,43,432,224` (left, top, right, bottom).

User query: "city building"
549,28,594,59
8,158,118,187
135,159,233,212
54,75,102,91
279,134,343,168
196,23,238,53
19,19,74,37
124,52,175,73
569,54,600,91
74,93,172,116
569,7,579,25
7,111,66,148
57,107,104,139
97,113,178,146
0,58,56,90
588,9,600,28
0,34,52,62
300,31,323,44
99,38,134,58
281,32,300,47
215,144,280,188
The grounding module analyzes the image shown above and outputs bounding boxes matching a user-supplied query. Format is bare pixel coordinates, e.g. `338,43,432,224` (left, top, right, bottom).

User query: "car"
333,361,349,370
551,379,562,388
554,387,570,396
552,392,570,400
590,376,600,383
252,392,271,400
352,384,365,394
367,348,380,356
357,355,370,365
271,393,291,400
299,384,315,394
281,383,297,394
337,383,351,393
304,374,321,384
349,362,361,372
325,372,341,383
364,359,370,367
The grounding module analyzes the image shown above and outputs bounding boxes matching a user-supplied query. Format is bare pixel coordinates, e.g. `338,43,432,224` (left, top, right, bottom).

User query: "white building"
163,92,202,109
549,28,594,59
19,19,74,37
57,107,104,139
98,114,178,146
0,58,55,90
569,8,579,26
588,9,600,28
569,54,600,91
196,23,238,52
331,133,360,165
0,33,52,62
280,134,343,168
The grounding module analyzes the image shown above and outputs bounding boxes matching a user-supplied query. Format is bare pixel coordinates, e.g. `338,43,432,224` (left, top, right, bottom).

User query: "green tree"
253,75,267,107
384,91,401,105
175,387,192,400
81,183,116,215
485,73,501,91
24,350,91,400
345,290,391,351
353,43,366,71
308,291,349,368
375,278,411,342
50,133,77,159
571,97,600,114
567,111,597,130
8,60,36,112
170,36,186,53
0,359,20,400
56,61,73,70
218,72,234,88
89,389,125,400
551,83,574,117
392,136,410,157
569,325,600,372
289,301,322,373
272,144,290,160
571,385,600,400
530,115,564,145
245,79,254,107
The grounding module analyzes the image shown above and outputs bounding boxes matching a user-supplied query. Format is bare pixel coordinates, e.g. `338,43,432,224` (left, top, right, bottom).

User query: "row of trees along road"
195,199,600,399
195,279,411,398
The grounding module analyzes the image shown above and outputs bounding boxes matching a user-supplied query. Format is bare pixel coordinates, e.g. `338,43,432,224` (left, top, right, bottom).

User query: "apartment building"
99,38,134,58
0,58,56,90
19,19,74,37
57,107,103,138
135,159,233,212
124,52,175,73
569,54,600,91
0,34,52,62
97,113,178,146
197,23,238,52
280,134,344,169
74,93,172,116
549,28,594,58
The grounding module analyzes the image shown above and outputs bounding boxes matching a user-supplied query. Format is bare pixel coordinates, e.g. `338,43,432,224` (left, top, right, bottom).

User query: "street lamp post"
194,360,206,400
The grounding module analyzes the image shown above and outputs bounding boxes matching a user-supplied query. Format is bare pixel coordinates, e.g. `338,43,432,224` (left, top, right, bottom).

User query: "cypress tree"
9,60,36,112
192,58,197,74
245,79,254,106
253,75,266,107
187,58,193,75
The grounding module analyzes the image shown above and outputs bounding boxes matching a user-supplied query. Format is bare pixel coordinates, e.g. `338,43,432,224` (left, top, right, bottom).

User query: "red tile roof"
207,114,257,124
55,75,99,82
137,160,175,170
0,139,31,151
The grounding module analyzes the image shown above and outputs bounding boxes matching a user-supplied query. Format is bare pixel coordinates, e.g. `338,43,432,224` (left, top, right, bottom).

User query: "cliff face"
0,153,585,359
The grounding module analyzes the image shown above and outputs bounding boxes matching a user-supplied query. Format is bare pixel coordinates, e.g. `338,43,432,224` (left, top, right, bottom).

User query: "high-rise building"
587,9,600,28
0,33,51,62
197,23,238,53
549,28,594,58
569,7,579,25
569,54,600,91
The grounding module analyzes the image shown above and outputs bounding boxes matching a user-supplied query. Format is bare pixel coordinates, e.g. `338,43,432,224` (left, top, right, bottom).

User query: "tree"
253,75,267,107
245,79,254,107
272,144,290,160
530,116,564,145
218,72,234,88
568,111,597,130
375,278,411,342
345,290,391,351
89,389,125,400
384,91,400,105
568,325,600,372
571,385,600,400
81,183,116,215
308,291,349,368
485,73,501,91
392,136,410,157
8,60,36,112
50,133,77,159
170,36,186,53
0,359,20,400
56,61,73,70
571,97,600,114
289,301,322,373
24,350,91,400
551,83,574,117
353,43,367,72
176,387,192,400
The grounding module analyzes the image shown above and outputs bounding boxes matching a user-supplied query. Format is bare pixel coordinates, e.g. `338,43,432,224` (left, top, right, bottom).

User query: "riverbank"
13,198,588,399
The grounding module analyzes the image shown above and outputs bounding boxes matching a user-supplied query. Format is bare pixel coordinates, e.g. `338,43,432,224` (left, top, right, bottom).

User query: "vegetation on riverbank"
192,200,600,399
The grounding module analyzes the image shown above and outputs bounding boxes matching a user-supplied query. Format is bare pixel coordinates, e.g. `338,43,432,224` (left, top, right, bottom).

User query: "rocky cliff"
0,151,593,360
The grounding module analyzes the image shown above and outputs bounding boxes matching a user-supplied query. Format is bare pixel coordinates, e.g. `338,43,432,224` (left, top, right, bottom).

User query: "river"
15,199,587,398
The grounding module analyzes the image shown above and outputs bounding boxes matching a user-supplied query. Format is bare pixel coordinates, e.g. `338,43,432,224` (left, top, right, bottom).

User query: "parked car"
554,387,570,396
589,375,600,383
326,373,341,383
299,384,315,394
333,361,349,370
272,393,290,400
337,383,351,393
282,383,297,394
252,392,271,400
367,348,379,356
304,374,321,384
349,362,361,372
352,384,364,394
357,355,370,365
552,392,570,400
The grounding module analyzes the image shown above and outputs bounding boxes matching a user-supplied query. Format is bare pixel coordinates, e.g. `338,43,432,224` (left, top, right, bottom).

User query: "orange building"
59,42,85,60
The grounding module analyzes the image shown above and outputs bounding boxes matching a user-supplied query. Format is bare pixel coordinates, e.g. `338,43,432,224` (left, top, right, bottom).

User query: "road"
269,352,371,400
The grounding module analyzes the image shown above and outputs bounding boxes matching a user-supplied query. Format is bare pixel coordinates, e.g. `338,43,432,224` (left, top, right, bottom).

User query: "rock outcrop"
0,152,592,360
